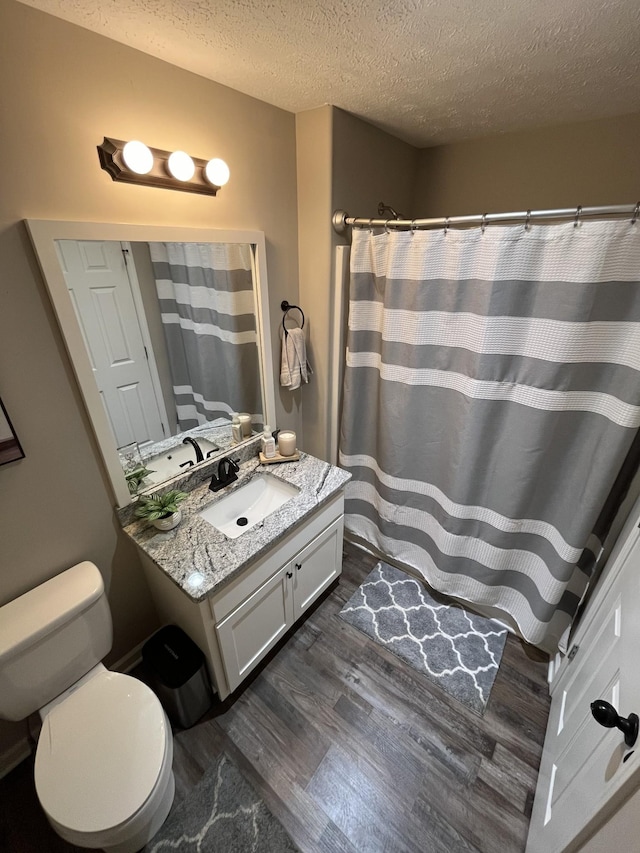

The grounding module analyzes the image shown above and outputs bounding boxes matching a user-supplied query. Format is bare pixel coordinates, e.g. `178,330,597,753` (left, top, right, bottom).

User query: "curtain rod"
332,203,640,234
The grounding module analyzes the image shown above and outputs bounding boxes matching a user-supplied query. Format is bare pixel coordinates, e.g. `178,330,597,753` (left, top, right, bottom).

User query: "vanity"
26,218,349,701
121,443,350,699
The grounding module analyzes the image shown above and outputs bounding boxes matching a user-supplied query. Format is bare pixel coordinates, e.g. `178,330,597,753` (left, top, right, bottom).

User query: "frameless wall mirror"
27,220,275,508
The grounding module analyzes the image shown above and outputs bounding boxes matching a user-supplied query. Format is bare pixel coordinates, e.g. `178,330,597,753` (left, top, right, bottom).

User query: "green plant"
134,490,188,521
125,466,155,494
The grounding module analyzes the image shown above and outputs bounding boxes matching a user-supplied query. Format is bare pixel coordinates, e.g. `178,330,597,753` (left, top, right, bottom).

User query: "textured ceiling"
19,0,640,146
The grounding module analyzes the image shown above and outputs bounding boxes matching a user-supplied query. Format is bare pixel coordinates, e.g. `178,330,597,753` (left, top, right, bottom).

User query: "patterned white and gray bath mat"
145,754,298,852
339,562,508,715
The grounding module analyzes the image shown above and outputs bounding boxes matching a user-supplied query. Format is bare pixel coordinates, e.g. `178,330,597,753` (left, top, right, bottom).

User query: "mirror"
27,221,275,508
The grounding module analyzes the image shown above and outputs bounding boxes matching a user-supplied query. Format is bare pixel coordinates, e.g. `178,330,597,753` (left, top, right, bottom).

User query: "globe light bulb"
204,158,230,187
121,140,153,175
167,150,195,181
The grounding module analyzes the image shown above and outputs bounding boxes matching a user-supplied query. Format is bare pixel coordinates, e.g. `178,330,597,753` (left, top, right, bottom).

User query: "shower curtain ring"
574,205,583,228
632,203,640,225
411,219,417,235
525,210,531,231
368,218,374,233
481,213,487,234
385,219,391,234
444,217,450,236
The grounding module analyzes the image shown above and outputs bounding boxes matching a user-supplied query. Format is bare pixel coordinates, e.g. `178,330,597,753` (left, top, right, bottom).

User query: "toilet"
0,561,175,853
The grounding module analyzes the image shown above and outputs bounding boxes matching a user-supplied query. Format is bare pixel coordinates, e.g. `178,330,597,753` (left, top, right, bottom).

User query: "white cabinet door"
216,564,293,693
526,524,640,853
292,517,343,620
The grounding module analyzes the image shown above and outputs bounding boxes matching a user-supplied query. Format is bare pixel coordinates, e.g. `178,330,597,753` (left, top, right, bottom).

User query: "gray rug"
145,754,298,852
339,562,508,715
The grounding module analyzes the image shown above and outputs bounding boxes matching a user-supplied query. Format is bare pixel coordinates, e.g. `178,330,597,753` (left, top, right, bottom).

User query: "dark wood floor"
0,541,551,853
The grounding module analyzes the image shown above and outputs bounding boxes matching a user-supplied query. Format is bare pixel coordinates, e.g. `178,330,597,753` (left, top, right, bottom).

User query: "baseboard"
110,638,146,674
0,737,32,780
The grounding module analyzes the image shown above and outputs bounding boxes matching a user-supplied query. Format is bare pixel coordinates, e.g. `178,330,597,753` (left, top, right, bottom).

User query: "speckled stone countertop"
122,450,351,603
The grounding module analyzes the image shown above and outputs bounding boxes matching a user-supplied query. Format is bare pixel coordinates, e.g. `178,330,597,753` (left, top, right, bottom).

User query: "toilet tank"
0,562,112,721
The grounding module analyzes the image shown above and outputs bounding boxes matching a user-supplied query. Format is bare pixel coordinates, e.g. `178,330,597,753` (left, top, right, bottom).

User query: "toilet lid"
35,671,168,834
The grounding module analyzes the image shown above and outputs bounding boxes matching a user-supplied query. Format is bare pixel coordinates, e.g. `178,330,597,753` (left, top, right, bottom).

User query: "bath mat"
339,562,508,715
145,753,298,852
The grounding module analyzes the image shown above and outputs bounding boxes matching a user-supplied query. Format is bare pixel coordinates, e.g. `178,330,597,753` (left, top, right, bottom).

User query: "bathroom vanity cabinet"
139,491,344,700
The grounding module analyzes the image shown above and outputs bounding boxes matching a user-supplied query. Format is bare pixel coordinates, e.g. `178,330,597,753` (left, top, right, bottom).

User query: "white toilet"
0,561,175,853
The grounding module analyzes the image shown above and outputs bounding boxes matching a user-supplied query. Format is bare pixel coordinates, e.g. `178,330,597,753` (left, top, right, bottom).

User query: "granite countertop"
122,450,351,603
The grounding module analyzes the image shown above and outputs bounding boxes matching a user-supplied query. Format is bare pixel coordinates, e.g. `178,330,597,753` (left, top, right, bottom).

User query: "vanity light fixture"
167,150,195,181
121,140,153,175
97,137,230,196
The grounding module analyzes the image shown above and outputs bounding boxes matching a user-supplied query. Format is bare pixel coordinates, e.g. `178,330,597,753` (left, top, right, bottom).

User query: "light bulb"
121,140,153,174
204,158,230,187
167,150,195,181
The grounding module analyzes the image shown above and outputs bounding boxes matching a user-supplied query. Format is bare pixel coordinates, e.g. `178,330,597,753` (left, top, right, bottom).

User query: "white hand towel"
280,327,312,390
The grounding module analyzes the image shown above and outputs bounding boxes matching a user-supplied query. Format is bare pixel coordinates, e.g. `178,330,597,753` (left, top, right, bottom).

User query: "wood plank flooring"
0,541,551,853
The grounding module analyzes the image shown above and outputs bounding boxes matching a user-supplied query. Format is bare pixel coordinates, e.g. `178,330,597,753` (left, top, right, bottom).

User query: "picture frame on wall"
0,397,25,465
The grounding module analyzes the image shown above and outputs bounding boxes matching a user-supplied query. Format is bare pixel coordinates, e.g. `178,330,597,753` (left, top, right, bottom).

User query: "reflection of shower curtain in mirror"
149,242,262,431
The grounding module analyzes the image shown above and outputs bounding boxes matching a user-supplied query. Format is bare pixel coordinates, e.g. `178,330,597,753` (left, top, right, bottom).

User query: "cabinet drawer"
209,491,344,623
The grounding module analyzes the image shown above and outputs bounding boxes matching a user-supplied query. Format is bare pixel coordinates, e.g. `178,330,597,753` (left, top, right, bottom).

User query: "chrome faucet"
209,457,240,492
182,436,204,463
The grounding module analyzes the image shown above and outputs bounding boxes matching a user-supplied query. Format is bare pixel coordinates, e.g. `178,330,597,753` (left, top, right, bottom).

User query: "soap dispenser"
231,414,243,443
261,425,276,458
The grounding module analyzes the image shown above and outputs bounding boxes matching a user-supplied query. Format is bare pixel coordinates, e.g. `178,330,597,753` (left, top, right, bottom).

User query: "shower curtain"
149,242,262,431
339,220,640,651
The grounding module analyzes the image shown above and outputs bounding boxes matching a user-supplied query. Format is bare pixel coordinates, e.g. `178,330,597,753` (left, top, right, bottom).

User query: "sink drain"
236,516,249,527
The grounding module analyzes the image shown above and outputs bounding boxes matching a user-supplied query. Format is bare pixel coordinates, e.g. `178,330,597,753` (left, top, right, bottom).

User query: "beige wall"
0,2,298,761
415,112,640,215
296,106,335,458
296,106,419,461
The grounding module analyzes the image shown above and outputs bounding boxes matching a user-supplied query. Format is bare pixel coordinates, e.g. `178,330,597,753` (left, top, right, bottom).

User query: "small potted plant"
135,489,188,531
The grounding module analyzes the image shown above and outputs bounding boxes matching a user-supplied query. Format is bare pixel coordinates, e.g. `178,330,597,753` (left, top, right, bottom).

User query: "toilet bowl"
0,561,175,852
35,668,174,853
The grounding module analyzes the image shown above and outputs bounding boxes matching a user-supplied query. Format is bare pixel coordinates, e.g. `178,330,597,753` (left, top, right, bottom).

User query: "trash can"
142,625,213,728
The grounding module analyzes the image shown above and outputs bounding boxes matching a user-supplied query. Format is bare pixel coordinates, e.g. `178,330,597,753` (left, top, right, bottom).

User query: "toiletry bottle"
231,414,243,443
261,425,276,458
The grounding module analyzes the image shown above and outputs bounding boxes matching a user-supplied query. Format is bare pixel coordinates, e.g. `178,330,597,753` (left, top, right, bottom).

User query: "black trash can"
142,625,213,728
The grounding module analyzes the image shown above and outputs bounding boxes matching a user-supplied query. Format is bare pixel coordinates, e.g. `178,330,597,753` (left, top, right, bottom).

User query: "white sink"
143,438,220,485
198,474,300,538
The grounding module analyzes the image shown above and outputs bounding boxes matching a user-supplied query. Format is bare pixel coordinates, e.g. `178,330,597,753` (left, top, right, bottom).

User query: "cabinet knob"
295,563,302,571
286,571,293,579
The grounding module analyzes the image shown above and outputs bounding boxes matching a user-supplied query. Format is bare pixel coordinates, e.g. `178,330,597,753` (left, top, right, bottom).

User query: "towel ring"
281,300,305,337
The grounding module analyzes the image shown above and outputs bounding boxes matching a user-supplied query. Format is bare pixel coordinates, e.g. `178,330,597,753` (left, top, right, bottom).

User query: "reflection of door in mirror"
55,240,264,457
57,240,167,452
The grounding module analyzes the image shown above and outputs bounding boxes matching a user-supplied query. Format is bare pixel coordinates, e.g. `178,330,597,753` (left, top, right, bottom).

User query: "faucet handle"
230,458,240,471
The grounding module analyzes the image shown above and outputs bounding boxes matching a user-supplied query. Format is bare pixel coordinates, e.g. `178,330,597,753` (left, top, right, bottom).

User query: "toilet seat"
35,671,169,836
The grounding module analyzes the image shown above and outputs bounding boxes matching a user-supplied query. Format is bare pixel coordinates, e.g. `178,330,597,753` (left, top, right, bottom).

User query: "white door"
56,240,165,450
526,519,640,853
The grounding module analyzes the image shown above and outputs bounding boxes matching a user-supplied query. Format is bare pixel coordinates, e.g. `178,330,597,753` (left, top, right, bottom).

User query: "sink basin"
198,474,300,538
143,439,220,485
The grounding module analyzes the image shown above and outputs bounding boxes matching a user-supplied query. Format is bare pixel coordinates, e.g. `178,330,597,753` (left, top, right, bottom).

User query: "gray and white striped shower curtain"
339,221,640,651
149,242,262,431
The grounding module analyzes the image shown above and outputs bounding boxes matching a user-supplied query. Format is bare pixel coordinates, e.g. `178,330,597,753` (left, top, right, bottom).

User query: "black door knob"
590,699,639,747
